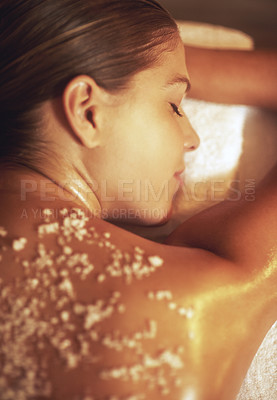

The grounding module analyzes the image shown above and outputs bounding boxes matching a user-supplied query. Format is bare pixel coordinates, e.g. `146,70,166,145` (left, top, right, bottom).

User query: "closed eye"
170,103,183,117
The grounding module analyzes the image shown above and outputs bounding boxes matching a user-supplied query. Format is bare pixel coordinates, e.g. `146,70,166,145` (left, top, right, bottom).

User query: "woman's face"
90,39,200,225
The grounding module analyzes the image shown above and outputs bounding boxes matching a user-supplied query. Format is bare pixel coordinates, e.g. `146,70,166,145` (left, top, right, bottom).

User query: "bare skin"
1,172,276,400
0,43,277,400
186,47,277,111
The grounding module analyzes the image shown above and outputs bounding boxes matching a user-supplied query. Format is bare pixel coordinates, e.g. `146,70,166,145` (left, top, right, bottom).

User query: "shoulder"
0,206,247,399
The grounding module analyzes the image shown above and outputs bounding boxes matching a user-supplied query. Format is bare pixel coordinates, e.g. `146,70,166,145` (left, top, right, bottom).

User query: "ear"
63,75,102,148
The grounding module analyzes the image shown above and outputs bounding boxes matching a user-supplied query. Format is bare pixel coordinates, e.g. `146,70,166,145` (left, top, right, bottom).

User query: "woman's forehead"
130,40,189,93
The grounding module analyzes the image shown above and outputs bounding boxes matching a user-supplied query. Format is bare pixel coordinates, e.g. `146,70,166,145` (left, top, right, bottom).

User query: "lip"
174,169,185,187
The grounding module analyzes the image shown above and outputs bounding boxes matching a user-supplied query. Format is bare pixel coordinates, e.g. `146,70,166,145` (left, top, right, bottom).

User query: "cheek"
103,110,182,181
149,116,183,166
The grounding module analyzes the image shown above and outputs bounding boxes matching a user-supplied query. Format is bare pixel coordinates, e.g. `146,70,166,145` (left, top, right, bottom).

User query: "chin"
146,208,173,227
104,203,173,227
135,203,174,227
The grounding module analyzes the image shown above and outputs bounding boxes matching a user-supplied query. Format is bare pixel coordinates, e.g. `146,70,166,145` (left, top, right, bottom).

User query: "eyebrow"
165,75,191,92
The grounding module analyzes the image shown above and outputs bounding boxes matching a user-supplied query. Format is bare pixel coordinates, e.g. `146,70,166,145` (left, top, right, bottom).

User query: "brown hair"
0,0,179,170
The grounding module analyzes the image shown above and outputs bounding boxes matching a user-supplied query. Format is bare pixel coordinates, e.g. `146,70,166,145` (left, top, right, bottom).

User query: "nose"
181,116,200,152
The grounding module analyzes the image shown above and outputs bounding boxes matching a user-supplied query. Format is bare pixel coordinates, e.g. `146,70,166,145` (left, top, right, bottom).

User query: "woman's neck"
0,164,102,215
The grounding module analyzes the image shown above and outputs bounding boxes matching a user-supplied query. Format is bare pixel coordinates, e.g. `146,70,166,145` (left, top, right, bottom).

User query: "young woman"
0,1,276,399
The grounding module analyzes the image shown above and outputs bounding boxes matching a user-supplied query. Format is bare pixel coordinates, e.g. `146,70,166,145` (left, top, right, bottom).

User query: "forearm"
185,47,277,111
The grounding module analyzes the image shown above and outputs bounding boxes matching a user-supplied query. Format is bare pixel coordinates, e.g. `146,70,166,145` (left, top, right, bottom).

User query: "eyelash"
170,103,183,117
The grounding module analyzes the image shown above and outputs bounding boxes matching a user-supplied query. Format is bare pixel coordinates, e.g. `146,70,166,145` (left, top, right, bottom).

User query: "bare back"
1,171,277,400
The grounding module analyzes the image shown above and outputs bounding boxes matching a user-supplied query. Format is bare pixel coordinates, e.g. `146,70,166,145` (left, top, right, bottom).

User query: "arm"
185,47,277,111
165,162,277,263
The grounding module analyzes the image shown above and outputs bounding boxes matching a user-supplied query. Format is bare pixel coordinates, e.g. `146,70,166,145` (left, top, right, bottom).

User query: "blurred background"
159,0,277,48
